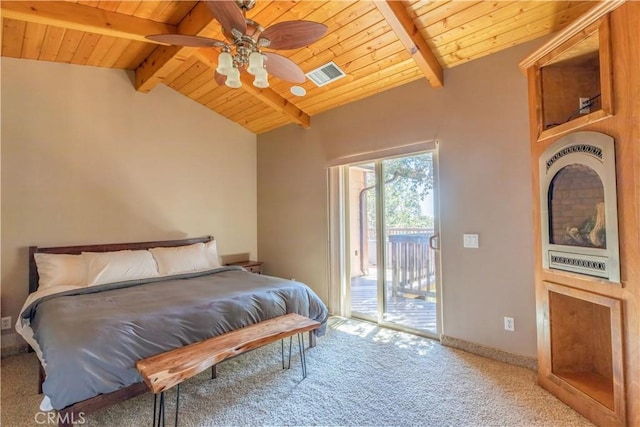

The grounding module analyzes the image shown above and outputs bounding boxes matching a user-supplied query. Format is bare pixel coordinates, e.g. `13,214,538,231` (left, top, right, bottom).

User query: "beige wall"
258,41,538,357
1,58,257,347
256,129,329,301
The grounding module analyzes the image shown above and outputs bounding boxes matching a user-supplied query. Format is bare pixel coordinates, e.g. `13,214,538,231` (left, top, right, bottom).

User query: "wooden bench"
136,313,321,426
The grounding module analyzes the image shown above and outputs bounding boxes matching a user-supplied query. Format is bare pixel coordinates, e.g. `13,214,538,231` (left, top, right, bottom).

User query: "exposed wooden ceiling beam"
193,49,311,129
135,1,218,93
373,0,444,88
0,1,309,129
0,1,175,43
0,1,214,93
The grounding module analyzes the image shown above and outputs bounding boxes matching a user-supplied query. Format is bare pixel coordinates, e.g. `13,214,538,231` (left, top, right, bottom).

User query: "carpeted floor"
1,317,593,426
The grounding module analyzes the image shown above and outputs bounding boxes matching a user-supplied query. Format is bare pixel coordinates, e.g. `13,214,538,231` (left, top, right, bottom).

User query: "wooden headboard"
28,235,214,294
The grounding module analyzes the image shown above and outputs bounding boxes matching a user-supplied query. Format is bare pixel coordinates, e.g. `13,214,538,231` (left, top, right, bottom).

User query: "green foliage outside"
365,153,434,229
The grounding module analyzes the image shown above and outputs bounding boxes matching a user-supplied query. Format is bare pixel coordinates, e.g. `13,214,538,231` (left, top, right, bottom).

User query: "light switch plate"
463,234,479,248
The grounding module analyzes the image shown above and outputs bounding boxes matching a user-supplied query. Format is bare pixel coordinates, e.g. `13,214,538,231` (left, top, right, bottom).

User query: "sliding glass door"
347,152,440,336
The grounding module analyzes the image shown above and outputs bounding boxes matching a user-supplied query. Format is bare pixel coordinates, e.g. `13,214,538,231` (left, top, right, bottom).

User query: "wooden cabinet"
520,2,640,426
520,5,615,142
226,260,263,274
543,282,625,418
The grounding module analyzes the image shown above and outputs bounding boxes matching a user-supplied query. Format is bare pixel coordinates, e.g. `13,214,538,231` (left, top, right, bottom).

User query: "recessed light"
290,86,306,97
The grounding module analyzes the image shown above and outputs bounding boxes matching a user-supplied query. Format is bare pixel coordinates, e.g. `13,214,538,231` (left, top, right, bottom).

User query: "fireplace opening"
548,164,606,249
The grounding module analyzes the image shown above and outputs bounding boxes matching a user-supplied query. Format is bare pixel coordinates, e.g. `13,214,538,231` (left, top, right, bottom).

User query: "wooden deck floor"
350,275,438,334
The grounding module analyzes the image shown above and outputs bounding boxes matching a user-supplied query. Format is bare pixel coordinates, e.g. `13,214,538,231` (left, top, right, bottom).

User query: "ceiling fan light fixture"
147,1,328,89
225,66,242,88
216,51,233,76
247,51,264,75
253,68,269,88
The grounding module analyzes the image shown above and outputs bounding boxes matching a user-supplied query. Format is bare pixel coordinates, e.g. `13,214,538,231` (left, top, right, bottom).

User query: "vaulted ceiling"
1,1,594,134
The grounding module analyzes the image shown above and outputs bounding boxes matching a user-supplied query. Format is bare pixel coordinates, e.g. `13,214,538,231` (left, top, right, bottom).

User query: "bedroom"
1,1,639,426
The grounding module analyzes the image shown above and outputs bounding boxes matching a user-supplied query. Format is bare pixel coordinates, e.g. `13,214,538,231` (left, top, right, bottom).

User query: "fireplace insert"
539,131,620,282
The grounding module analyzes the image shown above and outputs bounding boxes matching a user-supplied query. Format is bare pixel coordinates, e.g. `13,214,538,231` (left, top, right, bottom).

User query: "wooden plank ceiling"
2,1,594,134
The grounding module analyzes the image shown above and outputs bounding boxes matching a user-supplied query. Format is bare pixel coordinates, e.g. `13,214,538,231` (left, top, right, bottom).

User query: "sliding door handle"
429,234,439,250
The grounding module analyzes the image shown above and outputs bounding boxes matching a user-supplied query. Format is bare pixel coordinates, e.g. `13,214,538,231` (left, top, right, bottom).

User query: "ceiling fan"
146,0,327,89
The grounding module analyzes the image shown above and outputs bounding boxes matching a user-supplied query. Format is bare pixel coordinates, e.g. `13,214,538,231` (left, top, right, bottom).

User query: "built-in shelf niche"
531,16,613,141
544,281,625,424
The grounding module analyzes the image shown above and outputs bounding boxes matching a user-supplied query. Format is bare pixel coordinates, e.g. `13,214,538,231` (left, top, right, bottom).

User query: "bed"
17,236,328,423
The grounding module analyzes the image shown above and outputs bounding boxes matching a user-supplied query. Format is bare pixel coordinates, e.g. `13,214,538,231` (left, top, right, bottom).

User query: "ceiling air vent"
306,61,346,87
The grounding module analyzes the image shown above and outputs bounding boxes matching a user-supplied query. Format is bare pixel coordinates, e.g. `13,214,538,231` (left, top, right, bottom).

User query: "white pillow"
150,241,221,276
82,250,159,286
204,240,221,268
34,253,87,290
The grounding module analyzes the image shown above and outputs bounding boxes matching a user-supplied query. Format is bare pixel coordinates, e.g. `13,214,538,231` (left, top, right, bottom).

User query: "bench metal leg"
283,334,308,379
281,338,292,369
175,384,180,427
211,364,217,379
152,384,180,427
153,392,165,427
298,333,307,379
281,339,285,369
287,336,293,369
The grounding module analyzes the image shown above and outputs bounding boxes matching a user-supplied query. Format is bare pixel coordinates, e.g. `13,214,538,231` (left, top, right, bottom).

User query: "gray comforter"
21,267,329,410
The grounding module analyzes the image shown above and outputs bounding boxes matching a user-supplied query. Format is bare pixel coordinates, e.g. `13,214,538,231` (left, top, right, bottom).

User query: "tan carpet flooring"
1,317,593,426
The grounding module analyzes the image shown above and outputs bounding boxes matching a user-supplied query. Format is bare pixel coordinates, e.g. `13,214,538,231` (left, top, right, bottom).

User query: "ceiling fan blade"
260,21,327,50
204,1,247,36
214,71,227,86
264,52,305,83
145,34,226,48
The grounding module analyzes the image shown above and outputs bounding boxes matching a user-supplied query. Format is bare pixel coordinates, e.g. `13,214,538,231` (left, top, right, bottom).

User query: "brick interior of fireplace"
549,164,604,247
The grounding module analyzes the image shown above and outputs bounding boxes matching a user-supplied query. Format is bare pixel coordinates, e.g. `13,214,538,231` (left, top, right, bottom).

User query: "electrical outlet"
579,97,591,114
504,316,515,332
1,316,12,330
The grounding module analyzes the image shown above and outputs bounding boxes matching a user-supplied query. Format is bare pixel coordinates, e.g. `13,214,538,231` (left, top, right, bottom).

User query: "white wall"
257,41,538,357
1,58,257,347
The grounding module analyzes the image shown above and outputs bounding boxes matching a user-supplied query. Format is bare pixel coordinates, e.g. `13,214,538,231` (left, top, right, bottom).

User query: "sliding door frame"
327,141,442,339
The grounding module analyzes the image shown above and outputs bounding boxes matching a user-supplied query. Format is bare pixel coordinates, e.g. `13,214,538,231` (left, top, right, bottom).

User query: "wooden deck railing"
387,231,435,298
